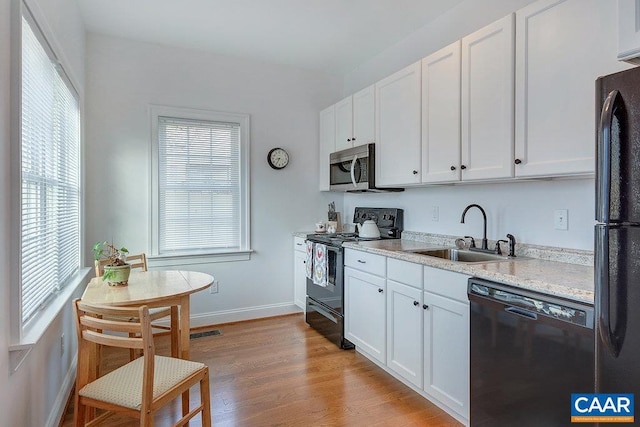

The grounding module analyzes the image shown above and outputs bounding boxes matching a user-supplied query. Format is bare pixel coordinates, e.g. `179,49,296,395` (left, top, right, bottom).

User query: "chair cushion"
79,355,205,410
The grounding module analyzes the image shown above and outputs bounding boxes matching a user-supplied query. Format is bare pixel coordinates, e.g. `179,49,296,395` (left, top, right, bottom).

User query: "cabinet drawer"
345,249,386,276
423,266,470,302
387,258,422,289
294,236,306,251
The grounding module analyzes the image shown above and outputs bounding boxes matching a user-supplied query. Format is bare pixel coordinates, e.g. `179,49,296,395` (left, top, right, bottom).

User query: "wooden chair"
124,253,173,334
95,253,173,362
94,253,147,276
73,299,212,427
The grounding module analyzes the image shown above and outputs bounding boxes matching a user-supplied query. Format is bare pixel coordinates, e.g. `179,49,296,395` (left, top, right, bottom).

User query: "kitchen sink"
403,248,512,263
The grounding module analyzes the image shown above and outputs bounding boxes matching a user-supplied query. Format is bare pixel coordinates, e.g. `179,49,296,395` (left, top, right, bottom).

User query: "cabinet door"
515,0,628,177
375,61,422,186
293,247,307,310
422,41,461,184
387,280,423,388
352,85,375,147
424,291,469,419
461,14,515,181
335,96,354,151
319,105,335,191
344,267,386,363
618,0,640,61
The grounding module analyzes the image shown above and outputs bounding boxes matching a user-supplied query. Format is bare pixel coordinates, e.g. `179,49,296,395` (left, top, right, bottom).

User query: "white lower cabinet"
387,279,423,388
345,251,471,423
423,290,469,418
423,266,471,419
293,237,307,310
344,266,386,363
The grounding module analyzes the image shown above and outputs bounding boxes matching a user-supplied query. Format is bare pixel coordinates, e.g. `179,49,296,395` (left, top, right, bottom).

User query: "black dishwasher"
468,278,594,427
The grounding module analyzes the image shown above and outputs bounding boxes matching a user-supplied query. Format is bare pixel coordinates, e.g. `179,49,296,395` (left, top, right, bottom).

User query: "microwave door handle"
350,154,358,188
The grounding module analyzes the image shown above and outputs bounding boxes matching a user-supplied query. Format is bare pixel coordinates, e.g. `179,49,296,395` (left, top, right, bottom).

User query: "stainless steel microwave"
329,144,403,192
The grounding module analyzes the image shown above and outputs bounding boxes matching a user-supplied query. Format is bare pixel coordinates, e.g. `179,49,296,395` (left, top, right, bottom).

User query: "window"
151,106,250,261
18,11,81,326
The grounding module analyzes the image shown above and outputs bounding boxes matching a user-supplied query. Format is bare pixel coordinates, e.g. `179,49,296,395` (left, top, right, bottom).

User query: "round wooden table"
81,269,213,416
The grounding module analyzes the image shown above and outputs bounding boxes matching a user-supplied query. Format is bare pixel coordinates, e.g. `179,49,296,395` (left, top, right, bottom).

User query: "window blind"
21,16,81,324
158,116,241,254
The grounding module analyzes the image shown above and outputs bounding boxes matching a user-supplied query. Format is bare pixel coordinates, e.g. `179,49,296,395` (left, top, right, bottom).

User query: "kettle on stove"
356,220,380,239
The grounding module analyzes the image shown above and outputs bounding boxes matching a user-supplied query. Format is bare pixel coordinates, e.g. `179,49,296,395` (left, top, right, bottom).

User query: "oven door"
306,243,344,314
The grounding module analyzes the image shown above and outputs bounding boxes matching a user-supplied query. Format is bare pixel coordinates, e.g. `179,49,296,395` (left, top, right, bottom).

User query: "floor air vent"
190,329,222,340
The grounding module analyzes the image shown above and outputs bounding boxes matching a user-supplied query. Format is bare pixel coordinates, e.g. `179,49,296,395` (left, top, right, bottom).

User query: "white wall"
1,0,86,426
343,0,538,94
0,0,11,423
85,33,343,325
340,0,622,251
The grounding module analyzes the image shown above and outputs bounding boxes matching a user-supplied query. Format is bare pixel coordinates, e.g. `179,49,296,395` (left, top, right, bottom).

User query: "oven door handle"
325,244,343,254
306,239,343,252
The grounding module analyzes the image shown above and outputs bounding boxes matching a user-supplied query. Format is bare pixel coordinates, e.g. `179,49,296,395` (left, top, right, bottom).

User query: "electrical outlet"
431,206,439,222
210,280,219,294
554,209,569,230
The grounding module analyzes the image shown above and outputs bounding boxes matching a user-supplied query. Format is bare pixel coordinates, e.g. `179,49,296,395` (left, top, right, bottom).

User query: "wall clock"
267,147,289,170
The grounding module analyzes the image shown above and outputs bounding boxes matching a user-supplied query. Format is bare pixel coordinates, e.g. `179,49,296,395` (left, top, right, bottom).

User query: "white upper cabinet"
618,0,640,62
335,85,375,151
353,85,376,147
318,105,335,191
375,61,422,187
461,14,515,181
421,41,462,184
515,0,627,178
335,96,354,151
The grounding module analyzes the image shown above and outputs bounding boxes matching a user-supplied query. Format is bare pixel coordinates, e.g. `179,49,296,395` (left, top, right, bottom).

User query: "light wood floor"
61,313,462,426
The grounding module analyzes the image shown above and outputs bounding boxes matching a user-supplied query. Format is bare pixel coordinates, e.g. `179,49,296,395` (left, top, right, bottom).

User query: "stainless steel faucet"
460,204,488,251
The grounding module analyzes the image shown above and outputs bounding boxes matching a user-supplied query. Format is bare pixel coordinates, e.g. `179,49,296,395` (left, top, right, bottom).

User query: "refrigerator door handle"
596,90,621,223
595,225,621,357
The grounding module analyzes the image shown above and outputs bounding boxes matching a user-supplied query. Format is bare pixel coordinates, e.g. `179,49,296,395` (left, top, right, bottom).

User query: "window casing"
151,106,250,261
18,10,81,327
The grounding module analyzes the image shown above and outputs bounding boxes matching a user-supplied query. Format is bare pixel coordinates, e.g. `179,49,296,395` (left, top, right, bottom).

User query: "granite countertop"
342,239,595,304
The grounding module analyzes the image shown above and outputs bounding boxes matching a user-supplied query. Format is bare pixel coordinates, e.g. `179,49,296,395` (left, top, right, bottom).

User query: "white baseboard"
48,356,77,427
153,302,303,330
191,302,303,327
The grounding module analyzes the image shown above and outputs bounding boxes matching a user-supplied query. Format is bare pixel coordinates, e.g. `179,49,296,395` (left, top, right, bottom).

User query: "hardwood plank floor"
61,313,462,426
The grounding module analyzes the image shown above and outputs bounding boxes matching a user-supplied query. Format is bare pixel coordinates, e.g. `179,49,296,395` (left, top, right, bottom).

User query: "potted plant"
93,241,130,286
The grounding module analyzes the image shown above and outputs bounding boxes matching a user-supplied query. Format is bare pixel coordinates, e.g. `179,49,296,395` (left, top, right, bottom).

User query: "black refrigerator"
595,66,640,419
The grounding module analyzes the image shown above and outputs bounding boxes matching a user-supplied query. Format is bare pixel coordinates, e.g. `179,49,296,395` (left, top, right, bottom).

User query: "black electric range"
305,207,403,349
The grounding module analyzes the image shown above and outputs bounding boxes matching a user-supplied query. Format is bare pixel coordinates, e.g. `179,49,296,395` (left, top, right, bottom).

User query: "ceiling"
77,0,464,75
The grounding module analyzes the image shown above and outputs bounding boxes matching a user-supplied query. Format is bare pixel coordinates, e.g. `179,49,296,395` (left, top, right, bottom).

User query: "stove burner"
307,207,403,245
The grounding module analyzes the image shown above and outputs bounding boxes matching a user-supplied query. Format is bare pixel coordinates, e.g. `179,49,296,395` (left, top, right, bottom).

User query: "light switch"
554,209,568,230
431,206,439,222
